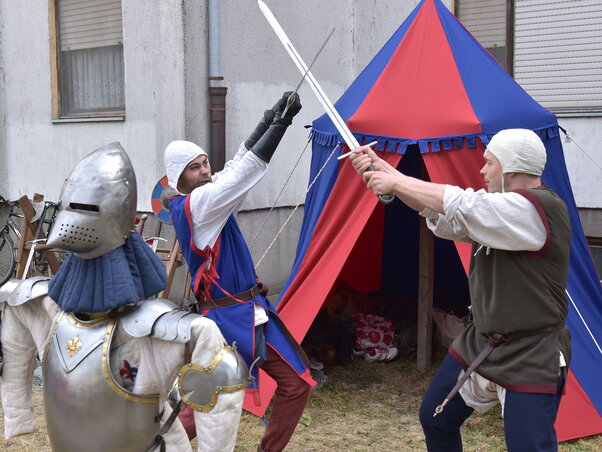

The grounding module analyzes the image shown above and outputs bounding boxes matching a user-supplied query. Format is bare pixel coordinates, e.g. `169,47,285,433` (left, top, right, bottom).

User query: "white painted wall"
0,0,185,211
218,0,443,210
557,117,602,209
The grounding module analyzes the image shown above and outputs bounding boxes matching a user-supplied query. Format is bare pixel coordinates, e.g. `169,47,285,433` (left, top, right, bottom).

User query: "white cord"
566,289,602,355
561,129,602,171
250,135,312,250
254,142,342,270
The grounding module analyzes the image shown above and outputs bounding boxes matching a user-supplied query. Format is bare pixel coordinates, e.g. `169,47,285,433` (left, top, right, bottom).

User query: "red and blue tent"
245,0,602,440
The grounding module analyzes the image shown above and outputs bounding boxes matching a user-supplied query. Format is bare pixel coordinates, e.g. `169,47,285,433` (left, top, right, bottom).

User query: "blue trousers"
419,354,564,452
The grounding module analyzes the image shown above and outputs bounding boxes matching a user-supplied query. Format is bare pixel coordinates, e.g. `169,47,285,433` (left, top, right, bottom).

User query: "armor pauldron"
152,309,197,343
178,345,251,412
0,277,50,307
120,298,177,338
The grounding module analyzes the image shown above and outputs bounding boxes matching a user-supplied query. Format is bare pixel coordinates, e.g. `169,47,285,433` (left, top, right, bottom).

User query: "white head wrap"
485,129,547,177
164,140,208,192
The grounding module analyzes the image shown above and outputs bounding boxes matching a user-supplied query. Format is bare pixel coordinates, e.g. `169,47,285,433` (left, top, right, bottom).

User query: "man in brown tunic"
350,129,571,452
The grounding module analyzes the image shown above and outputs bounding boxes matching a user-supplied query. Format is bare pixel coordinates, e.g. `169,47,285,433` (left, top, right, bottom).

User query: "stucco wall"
0,7,6,192
0,0,185,210
557,116,602,209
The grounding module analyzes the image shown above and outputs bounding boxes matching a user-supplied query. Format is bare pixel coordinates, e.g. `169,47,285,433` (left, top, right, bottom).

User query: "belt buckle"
257,282,266,297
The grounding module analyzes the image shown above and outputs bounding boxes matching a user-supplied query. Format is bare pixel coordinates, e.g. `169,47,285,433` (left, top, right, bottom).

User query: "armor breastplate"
42,312,160,452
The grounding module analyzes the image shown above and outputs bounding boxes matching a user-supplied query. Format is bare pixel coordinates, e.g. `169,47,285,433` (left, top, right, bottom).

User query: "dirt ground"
1,351,601,451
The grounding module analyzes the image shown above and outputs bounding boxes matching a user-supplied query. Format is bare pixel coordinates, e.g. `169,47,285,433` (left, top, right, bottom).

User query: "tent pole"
417,161,435,370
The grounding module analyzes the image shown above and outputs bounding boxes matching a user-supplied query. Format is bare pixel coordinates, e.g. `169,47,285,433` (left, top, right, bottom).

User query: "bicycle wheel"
0,232,17,286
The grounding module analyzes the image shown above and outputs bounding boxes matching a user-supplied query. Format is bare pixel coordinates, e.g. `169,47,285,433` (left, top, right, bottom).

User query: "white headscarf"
164,140,208,192
486,129,547,177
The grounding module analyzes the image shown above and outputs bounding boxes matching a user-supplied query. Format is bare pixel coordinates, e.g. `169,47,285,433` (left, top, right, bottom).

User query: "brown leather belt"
433,321,565,417
196,283,268,310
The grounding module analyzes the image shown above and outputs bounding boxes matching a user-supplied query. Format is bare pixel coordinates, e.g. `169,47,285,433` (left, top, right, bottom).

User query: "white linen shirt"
188,142,268,251
420,185,546,252
187,142,269,326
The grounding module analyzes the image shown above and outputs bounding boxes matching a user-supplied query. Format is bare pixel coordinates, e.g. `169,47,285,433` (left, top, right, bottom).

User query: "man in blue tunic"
164,92,315,452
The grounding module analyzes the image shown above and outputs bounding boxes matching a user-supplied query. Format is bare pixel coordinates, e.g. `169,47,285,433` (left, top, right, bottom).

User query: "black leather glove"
244,92,293,149
251,106,301,163
279,92,302,123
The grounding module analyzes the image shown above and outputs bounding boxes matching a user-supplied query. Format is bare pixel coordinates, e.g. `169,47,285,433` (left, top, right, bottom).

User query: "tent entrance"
324,146,470,369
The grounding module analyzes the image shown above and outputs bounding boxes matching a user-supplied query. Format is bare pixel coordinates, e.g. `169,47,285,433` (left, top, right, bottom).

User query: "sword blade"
282,26,335,117
258,0,394,204
258,0,359,150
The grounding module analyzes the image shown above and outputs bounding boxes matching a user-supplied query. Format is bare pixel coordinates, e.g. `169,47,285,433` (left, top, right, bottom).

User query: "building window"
51,0,124,119
455,0,514,74
514,0,602,115
456,0,602,116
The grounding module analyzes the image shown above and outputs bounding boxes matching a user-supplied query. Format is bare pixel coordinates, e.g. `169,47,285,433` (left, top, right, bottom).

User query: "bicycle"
31,200,70,276
0,196,70,285
0,196,23,285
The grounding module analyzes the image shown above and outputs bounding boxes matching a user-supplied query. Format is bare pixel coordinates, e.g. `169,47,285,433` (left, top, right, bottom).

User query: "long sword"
258,0,394,204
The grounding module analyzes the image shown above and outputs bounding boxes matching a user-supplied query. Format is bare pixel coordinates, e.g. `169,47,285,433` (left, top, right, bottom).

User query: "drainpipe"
208,0,227,171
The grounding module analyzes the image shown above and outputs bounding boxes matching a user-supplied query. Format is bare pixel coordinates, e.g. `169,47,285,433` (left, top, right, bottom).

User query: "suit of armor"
0,143,249,451
0,279,248,451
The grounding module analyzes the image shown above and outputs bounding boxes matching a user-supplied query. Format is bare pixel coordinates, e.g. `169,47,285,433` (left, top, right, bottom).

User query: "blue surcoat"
170,195,312,388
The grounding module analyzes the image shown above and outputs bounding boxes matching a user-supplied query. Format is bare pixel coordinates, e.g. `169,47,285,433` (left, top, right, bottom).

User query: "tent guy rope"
254,141,342,270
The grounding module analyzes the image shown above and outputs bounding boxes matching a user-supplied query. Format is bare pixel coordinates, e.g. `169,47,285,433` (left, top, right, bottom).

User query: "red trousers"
178,344,312,452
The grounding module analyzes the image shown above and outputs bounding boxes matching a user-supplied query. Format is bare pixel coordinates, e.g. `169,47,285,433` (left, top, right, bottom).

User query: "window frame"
49,0,126,121
454,0,515,75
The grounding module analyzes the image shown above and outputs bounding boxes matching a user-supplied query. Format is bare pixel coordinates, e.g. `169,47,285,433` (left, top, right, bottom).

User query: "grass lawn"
234,350,602,451
3,350,600,451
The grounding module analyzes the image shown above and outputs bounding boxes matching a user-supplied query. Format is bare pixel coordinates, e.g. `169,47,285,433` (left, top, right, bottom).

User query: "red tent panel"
348,0,481,139
422,142,486,271
339,203,385,293
556,370,602,441
243,151,403,417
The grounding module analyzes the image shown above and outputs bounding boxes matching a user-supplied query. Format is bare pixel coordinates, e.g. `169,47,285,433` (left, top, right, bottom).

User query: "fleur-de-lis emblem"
67,336,82,356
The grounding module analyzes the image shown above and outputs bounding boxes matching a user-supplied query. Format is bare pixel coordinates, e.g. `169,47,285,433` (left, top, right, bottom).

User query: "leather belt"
197,283,268,310
433,321,565,417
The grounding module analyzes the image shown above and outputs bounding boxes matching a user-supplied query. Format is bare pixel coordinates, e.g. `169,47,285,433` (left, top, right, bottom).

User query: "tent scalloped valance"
310,124,560,155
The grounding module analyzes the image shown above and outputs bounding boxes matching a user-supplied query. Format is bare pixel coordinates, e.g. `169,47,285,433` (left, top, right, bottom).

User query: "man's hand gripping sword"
258,0,394,204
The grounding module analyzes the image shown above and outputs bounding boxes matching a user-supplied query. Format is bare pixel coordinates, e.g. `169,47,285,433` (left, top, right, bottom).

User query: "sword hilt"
281,92,295,118
378,192,395,204
364,165,395,205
